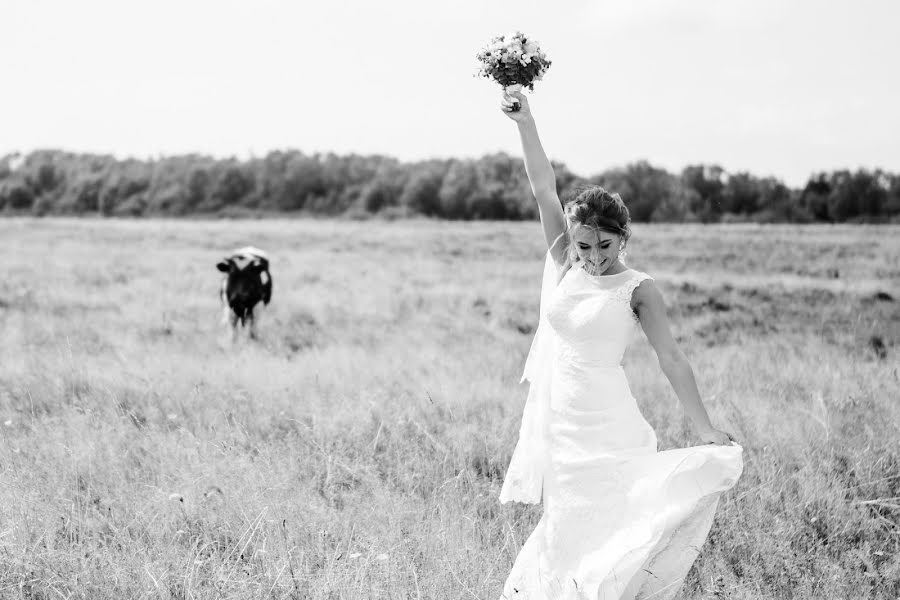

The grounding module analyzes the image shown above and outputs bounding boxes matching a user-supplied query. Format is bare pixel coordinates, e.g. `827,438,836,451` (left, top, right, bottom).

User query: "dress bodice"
545,264,653,368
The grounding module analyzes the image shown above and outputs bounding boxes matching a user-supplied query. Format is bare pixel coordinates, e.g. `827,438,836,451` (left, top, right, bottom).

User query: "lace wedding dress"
499,253,743,600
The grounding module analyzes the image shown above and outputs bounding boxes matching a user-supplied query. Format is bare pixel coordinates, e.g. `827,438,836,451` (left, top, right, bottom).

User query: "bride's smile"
570,223,626,277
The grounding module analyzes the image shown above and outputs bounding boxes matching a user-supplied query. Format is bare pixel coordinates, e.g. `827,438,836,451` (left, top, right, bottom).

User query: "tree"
681,164,726,222
0,179,34,210
0,148,895,222
399,164,446,216
723,172,761,215
61,173,104,213
438,160,479,219
801,173,831,221
280,153,327,211
593,161,674,222
211,164,254,210
885,174,900,218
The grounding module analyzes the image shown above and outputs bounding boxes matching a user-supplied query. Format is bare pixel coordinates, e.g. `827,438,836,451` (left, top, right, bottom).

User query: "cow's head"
216,254,269,276
217,247,272,320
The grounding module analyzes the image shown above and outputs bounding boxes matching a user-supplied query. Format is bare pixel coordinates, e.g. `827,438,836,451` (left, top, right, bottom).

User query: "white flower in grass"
349,552,362,559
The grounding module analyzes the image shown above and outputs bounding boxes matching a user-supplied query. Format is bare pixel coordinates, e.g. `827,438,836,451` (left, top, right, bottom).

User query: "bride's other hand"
699,428,736,446
501,91,532,122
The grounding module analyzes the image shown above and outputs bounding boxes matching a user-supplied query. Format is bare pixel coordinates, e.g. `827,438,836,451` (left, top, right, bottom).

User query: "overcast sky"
3,0,898,186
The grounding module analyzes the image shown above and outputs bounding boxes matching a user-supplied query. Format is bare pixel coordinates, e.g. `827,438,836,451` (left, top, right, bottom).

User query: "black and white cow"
216,246,272,341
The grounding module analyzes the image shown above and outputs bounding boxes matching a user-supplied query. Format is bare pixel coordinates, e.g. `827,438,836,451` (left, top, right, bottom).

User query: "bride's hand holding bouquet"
500,90,532,123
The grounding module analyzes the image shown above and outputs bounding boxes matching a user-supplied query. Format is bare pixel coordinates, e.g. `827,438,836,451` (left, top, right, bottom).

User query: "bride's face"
571,224,621,276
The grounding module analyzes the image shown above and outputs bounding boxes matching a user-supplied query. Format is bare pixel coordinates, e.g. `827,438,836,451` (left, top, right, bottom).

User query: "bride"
497,91,744,599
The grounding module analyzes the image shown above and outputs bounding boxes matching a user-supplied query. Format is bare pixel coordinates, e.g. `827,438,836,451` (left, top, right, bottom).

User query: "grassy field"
1,218,898,599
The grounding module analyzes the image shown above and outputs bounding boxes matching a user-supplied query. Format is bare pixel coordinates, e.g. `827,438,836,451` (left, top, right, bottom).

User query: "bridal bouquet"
476,31,552,111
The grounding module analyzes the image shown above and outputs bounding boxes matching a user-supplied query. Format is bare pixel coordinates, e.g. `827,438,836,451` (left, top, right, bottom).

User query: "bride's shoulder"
626,270,664,308
628,268,654,284
620,268,656,298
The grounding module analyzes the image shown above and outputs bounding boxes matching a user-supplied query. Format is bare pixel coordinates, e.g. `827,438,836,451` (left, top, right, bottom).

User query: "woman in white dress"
497,91,744,599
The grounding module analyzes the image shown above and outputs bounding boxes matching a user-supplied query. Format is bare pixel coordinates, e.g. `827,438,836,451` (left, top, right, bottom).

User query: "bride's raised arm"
502,91,567,264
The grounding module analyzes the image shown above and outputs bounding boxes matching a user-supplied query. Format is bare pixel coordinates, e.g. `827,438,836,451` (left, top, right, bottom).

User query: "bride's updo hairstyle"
554,186,632,269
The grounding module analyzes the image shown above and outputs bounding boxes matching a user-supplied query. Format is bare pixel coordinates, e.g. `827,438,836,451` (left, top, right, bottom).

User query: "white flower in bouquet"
475,31,552,110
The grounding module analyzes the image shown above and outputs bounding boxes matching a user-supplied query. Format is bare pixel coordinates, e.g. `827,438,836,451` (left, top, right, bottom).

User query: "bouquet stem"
505,84,522,112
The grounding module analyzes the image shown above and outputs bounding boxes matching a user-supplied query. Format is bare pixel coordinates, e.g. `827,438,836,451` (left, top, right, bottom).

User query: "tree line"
1,150,898,222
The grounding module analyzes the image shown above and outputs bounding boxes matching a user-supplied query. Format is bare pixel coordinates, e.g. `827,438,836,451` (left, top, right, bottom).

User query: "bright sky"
3,0,898,186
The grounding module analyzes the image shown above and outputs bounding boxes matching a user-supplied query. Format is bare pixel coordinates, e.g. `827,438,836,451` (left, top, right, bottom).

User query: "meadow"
1,218,898,599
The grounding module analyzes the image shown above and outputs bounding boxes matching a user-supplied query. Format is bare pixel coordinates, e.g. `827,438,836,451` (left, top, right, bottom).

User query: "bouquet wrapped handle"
505,84,523,112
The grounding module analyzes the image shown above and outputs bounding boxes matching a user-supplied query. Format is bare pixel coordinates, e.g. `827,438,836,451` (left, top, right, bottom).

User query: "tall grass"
1,218,898,599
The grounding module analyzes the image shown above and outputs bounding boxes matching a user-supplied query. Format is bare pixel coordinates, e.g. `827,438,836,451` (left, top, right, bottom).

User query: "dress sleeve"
614,271,654,306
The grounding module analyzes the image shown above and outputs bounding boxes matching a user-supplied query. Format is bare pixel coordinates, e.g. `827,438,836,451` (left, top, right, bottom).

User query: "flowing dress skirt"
500,362,743,600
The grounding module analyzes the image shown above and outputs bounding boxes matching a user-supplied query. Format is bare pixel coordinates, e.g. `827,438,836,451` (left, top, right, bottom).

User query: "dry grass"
1,218,898,599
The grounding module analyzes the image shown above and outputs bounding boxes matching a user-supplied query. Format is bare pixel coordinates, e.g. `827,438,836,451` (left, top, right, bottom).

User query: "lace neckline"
574,265,635,286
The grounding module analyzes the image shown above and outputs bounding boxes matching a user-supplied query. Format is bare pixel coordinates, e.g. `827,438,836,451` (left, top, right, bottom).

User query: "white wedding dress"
499,253,743,600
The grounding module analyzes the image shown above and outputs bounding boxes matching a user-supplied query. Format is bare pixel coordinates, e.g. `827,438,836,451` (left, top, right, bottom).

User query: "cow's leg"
248,303,264,340
248,309,258,340
229,311,240,345
220,298,236,347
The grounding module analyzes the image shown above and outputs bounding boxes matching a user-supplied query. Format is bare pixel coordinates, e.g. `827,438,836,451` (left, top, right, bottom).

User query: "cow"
216,246,272,341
